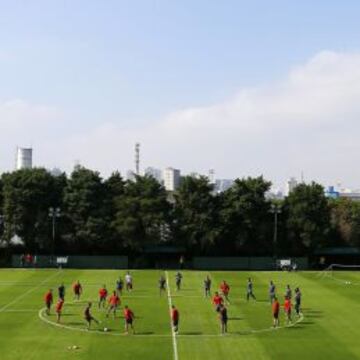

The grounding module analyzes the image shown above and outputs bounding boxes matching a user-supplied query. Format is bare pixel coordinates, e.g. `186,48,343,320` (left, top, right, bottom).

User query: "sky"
1,0,360,190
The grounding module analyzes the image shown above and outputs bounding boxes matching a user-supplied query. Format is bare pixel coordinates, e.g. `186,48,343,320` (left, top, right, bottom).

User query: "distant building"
163,167,181,191
339,192,360,201
214,179,234,193
16,147,32,170
126,170,136,181
325,186,339,199
50,167,63,177
285,177,298,195
144,167,162,183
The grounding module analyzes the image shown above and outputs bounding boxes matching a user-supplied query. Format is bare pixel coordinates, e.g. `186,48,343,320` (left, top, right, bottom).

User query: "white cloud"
2,50,360,189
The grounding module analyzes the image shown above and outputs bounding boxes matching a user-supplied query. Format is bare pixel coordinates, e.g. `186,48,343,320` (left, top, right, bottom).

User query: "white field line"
165,271,179,360
38,306,304,338
0,271,60,312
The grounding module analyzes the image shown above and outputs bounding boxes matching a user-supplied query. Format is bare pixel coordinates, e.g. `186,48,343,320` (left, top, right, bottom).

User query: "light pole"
270,204,282,266
49,207,61,263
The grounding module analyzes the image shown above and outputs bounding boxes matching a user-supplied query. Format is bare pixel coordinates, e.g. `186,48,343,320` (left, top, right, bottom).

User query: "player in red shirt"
55,298,64,323
123,305,135,334
284,296,292,324
212,291,224,312
84,302,99,330
98,285,108,309
44,289,53,315
220,281,230,304
106,291,121,319
73,281,82,300
272,296,280,328
171,305,179,334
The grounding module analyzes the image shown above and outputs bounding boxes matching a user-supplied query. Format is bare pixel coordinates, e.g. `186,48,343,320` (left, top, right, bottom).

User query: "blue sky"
1,1,360,189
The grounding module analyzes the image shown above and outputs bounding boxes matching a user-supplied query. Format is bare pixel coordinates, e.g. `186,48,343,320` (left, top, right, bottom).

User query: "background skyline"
1,1,360,189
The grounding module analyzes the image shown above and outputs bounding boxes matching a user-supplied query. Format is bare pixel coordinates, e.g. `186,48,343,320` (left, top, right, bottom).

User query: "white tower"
16,147,32,170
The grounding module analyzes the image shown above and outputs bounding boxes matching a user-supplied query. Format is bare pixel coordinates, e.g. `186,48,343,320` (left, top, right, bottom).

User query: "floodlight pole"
49,207,61,264
270,204,282,267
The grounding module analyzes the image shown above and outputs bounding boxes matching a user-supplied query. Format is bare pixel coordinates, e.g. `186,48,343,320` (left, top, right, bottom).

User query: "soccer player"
84,302,99,330
246,278,256,301
107,291,121,319
159,275,166,296
220,280,230,304
285,284,292,299
212,291,224,312
73,280,82,300
116,278,124,296
44,289,53,315
124,305,135,334
218,304,228,334
284,296,292,324
98,285,108,309
171,305,179,334
294,287,302,316
204,276,211,297
55,298,64,323
175,272,183,291
272,296,280,328
125,272,133,292
269,280,276,303
58,283,65,301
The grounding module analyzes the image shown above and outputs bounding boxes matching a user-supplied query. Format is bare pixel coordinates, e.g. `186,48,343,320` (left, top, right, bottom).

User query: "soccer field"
0,269,360,360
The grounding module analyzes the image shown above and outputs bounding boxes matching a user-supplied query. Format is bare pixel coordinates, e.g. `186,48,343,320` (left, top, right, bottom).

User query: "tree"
284,182,331,254
330,198,360,247
1,168,59,251
173,176,219,253
113,175,170,251
63,166,108,253
103,172,126,251
219,176,272,254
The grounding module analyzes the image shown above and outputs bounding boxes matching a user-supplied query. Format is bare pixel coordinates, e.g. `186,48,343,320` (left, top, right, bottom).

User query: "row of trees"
0,166,358,256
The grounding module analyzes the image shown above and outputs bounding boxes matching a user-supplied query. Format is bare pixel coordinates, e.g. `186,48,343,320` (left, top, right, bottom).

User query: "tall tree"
284,182,331,254
219,176,272,254
330,198,360,247
113,175,170,251
173,176,219,253
103,172,126,250
1,168,58,251
63,166,107,253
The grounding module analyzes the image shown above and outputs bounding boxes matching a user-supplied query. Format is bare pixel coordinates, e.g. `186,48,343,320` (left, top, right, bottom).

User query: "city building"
163,167,181,191
285,177,298,195
144,167,162,183
214,179,234,193
16,147,32,170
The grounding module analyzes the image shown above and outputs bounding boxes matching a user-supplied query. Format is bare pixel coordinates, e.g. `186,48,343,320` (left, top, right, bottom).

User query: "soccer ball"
104,327,108,332
346,281,351,285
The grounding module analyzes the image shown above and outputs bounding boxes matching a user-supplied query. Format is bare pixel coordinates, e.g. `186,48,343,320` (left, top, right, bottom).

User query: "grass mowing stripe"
165,271,179,360
0,270,60,312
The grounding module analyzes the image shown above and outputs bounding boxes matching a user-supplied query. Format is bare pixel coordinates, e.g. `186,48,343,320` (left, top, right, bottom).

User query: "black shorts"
126,318,133,325
273,312,279,319
46,302,51,309
85,316,93,322
173,319,179,327
215,305,221,312
221,318,228,325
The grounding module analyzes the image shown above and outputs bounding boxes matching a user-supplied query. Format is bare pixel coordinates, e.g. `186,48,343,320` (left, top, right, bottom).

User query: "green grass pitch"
0,268,360,359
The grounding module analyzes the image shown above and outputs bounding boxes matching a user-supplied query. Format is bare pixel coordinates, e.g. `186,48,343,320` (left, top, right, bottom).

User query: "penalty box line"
0,270,61,313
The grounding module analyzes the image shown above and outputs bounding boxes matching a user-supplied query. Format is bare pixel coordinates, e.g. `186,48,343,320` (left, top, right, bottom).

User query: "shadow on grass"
228,317,243,321
134,331,154,335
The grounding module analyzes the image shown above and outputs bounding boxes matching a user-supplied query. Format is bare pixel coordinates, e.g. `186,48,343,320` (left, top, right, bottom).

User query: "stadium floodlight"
49,207,61,264
270,204,282,265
